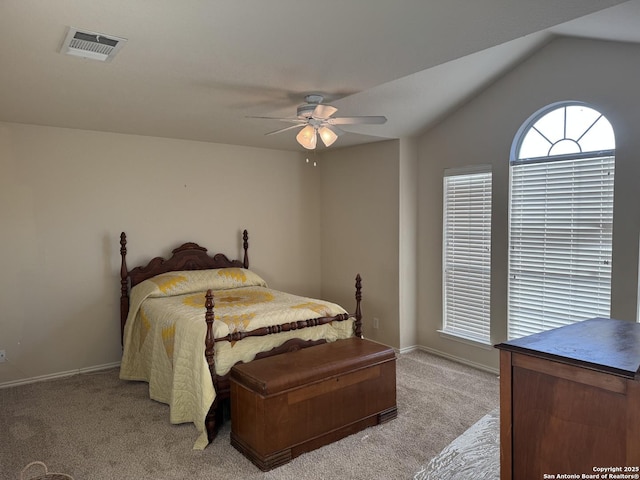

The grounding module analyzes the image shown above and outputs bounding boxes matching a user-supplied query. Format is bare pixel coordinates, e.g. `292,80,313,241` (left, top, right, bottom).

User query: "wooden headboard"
119,229,249,343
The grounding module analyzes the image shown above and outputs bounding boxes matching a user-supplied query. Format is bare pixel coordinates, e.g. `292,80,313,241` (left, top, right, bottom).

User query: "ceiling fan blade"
329,116,387,125
265,124,306,136
327,125,346,136
312,104,338,119
246,115,303,124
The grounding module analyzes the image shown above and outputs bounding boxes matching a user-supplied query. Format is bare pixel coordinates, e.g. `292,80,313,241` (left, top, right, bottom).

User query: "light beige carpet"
1,349,499,479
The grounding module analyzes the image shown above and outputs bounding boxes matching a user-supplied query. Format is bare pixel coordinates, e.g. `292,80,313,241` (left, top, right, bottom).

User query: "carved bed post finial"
243,229,249,268
120,232,129,346
355,274,363,338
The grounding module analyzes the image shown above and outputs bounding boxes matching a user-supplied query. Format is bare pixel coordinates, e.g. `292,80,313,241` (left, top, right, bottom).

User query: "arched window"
508,103,615,339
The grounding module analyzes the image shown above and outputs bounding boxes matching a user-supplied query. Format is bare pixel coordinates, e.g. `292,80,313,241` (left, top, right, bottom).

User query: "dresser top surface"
495,318,640,378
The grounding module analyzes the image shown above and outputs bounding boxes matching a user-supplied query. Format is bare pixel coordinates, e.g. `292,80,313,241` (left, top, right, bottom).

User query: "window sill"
437,330,494,350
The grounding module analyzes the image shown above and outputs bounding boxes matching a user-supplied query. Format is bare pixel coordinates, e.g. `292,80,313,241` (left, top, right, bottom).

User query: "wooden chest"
229,337,397,471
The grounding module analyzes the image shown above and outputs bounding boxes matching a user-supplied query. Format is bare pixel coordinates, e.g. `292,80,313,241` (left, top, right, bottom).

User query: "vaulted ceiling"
1,1,639,151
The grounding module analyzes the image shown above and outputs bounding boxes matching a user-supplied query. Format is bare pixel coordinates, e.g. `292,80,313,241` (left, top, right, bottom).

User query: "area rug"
413,408,499,479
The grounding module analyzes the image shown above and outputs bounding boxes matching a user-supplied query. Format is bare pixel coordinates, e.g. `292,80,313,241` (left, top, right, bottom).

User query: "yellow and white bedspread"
119,268,353,449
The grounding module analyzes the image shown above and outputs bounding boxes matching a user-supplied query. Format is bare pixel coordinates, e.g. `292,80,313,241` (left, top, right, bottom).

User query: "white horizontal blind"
508,155,614,339
443,169,492,344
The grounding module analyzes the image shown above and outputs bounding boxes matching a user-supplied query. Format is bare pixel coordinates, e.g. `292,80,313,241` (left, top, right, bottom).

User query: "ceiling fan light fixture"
296,125,317,149
318,126,339,147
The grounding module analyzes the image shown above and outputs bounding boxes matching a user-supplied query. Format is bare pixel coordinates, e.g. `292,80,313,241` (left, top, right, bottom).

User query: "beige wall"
0,123,321,384
318,137,419,351
319,140,402,348
399,138,418,350
0,123,408,387
417,37,640,371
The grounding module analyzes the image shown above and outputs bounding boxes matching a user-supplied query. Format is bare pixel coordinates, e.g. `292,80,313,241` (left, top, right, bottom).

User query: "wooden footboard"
204,273,361,344
203,275,363,441
119,230,363,444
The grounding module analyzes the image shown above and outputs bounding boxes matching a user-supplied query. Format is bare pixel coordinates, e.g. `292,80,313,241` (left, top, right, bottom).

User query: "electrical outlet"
373,317,380,329
0,350,6,363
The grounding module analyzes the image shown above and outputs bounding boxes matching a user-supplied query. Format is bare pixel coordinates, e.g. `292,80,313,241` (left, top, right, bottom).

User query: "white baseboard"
409,345,499,375
0,361,121,389
0,343,498,389
398,345,419,354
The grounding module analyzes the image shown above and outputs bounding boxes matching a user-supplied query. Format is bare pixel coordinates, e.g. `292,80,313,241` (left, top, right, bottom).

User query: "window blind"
443,169,492,344
508,155,614,339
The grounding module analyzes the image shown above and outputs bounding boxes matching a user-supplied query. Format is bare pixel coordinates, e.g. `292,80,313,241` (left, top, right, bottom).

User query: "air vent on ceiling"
60,27,127,62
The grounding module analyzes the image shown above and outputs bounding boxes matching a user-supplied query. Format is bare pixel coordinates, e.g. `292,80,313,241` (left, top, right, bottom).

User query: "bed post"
204,289,221,441
120,232,129,346
204,289,216,379
242,229,249,268
355,274,363,338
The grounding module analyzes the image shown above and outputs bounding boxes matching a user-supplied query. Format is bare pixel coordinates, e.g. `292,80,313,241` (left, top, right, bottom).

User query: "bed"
118,230,363,449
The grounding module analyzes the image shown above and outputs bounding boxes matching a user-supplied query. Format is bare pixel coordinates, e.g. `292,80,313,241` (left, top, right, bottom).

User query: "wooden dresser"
230,337,397,471
496,318,640,480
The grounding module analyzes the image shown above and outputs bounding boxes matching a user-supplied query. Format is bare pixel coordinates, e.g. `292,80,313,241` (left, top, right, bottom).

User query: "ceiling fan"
249,94,387,149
